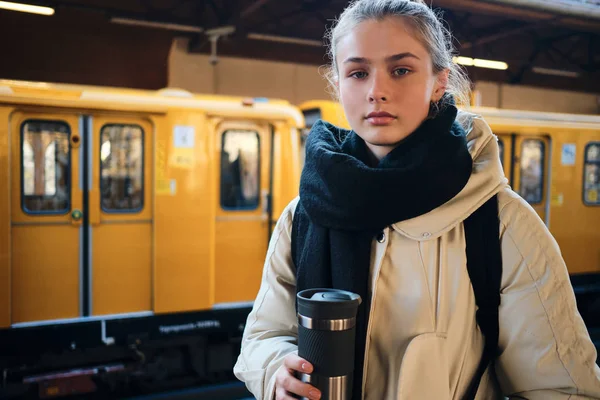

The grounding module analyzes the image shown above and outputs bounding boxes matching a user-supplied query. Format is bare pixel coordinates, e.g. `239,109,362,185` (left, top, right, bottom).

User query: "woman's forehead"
336,17,430,63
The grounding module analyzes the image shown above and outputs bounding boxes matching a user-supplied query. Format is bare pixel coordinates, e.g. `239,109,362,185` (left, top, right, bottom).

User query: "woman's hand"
275,353,321,400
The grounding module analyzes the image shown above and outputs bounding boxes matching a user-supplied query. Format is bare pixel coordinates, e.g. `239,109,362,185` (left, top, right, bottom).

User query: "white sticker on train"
173,125,195,148
561,143,576,166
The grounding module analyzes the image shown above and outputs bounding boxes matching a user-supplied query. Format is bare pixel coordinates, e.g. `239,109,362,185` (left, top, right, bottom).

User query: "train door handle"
71,209,83,221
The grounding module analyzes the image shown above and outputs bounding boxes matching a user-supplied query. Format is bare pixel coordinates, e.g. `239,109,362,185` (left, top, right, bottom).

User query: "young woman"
233,0,600,399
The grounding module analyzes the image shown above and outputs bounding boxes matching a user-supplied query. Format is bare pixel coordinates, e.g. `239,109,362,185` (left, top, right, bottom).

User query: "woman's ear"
432,69,449,102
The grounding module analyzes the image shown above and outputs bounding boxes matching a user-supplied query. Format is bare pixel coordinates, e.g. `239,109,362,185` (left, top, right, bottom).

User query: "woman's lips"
366,112,396,126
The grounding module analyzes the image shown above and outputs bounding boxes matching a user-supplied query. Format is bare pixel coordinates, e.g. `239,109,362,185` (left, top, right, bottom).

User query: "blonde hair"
324,0,471,108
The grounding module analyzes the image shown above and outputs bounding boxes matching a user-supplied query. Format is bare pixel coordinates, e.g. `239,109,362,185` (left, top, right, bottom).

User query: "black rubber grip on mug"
298,325,356,377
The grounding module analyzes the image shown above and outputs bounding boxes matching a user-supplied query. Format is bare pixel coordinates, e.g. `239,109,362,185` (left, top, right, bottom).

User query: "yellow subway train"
0,79,303,398
0,80,598,398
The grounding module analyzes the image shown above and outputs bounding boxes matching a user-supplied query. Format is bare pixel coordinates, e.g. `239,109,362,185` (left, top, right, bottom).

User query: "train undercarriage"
0,307,251,399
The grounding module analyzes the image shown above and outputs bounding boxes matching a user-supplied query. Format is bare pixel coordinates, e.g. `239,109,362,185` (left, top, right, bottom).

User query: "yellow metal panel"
214,220,265,303
0,108,12,328
92,223,152,315
12,225,79,323
547,129,600,275
153,113,213,313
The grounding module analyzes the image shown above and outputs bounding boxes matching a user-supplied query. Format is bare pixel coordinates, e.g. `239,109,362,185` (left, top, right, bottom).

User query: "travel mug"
296,288,362,400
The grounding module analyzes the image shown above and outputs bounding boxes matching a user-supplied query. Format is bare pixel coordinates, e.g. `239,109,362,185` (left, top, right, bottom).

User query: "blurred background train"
0,79,598,399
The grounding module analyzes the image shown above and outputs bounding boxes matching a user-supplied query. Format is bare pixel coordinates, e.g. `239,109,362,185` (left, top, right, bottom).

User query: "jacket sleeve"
233,198,300,400
495,190,600,399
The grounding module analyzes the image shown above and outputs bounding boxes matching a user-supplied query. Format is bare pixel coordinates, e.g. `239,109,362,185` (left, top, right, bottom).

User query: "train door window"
21,120,71,214
221,130,260,210
300,108,321,169
519,139,545,204
302,108,322,130
300,129,309,169
583,142,599,205
100,124,144,212
498,138,505,167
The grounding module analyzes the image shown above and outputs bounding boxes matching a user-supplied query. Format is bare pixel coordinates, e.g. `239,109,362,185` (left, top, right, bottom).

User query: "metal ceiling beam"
462,19,556,49
248,5,306,30
241,0,276,19
434,0,600,32
510,39,544,84
480,0,600,21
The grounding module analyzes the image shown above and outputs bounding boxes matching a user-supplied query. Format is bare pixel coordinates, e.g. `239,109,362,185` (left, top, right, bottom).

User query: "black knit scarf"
292,101,473,400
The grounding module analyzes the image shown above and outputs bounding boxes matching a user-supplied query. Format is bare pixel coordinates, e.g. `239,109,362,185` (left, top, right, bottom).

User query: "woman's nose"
368,75,390,103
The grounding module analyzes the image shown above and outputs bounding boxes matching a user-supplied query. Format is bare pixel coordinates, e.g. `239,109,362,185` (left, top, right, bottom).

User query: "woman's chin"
360,128,410,147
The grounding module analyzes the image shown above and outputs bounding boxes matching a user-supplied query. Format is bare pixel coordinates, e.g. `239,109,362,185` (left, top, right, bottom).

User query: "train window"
221,130,260,210
100,124,144,212
299,128,309,170
498,138,504,167
519,139,545,204
21,120,71,214
300,108,321,170
583,142,599,206
302,108,322,130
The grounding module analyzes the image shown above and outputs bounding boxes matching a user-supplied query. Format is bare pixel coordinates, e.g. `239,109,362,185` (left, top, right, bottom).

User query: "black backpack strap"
463,194,503,399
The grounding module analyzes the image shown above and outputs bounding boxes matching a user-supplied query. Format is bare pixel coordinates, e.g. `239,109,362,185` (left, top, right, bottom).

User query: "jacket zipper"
361,227,389,398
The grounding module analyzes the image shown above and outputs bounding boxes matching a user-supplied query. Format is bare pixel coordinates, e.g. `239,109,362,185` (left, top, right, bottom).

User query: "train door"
213,119,273,304
512,135,551,223
494,133,550,223
90,115,153,316
10,111,82,323
10,110,153,324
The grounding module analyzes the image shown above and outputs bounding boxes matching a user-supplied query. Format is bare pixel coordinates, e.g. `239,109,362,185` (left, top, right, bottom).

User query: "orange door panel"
10,111,83,323
214,120,272,304
90,116,153,316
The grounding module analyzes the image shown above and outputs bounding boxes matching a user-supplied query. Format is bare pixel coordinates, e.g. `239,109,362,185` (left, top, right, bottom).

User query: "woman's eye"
392,68,410,76
349,71,368,79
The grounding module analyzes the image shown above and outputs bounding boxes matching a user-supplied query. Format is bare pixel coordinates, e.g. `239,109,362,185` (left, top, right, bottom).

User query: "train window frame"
220,129,261,211
20,119,72,215
519,138,545,205
99,123,145,214
582,141,600,207
498,138,505,168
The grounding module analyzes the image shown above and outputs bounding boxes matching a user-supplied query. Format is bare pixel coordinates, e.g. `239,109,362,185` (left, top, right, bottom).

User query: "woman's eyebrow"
386,52,420,62
343,52,421,64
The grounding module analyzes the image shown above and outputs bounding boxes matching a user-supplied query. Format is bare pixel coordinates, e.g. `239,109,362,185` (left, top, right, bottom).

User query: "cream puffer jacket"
233,113,600,399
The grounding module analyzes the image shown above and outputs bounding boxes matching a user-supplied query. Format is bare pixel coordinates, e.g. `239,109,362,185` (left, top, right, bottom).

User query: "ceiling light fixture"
532,66,580,78
453,56,509,70
0,1,54,15
247,33,322,47
110,17,203,33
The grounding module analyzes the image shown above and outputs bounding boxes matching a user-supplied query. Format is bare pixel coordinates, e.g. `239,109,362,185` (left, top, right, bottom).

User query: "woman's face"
336,17,448,161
